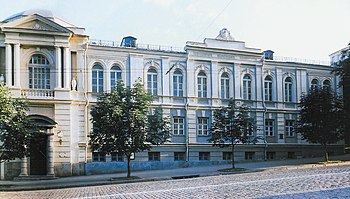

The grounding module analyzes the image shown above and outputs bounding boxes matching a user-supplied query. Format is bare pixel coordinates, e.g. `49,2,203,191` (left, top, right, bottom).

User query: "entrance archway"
27,115,57,176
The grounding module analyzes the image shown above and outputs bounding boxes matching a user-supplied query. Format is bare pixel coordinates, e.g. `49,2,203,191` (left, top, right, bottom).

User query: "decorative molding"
263,70,275,77
195,64,209,72
242,68,254,75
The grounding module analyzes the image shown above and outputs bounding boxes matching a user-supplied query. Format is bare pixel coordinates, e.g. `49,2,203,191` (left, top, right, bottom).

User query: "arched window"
284,77,293,102
29,54,50,89
92,64,104,93
323,80,331,90
147,68,158,96
110,65,122,91
264,76,273,101
173,69,183,97
197,71,207,98
311,79,318,90
242,74,252,100
221,72,230,99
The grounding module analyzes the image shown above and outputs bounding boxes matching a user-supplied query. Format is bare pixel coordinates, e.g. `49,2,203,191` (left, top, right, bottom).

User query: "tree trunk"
231,144,235,169
323,144,329,162
127,155,131,178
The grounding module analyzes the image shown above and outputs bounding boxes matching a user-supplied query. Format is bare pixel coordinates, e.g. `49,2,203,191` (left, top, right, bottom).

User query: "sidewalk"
0,155,349,191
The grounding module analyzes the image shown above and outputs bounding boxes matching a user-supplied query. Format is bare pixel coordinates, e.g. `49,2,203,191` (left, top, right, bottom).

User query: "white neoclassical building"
0,10,343,179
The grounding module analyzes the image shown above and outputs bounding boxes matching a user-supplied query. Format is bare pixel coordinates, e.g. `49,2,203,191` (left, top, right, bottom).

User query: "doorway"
30,132,47,175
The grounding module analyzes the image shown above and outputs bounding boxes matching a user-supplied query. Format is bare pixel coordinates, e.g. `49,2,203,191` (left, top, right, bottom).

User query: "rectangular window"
285,120,295,137
287,152,295,159
197,76,207,98
221,78,229,99
148,152,160,161
199,152,210,161
245,152,255,160
111,152,123,162
173,117,184,135
92,152,106,162
265,119,275,136
173,73,183,97
223,152,232,160
264,81,272,101
174,152,186,161
197,117,209,136
285,82,292,102
267,152,275,160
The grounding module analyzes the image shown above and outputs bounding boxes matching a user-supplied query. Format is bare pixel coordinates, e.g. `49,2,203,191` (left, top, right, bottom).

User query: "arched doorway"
28,115,57,176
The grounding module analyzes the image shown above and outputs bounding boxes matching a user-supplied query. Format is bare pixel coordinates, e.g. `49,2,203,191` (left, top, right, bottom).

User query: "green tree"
297,87,345,161
209,100,257,168
90,79,171,177
332,44,350,144
0,83,36,162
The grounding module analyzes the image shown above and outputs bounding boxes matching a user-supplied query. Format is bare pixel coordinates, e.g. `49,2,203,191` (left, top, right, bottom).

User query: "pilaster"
55,47,62,88
5,43,12,86
13,44,20,87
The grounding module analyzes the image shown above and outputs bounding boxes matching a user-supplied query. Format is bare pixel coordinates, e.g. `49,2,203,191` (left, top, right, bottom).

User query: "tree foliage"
209,99,257,168
90,79,171,177
332,44,350,144
297,87,345,161
0,83,35,162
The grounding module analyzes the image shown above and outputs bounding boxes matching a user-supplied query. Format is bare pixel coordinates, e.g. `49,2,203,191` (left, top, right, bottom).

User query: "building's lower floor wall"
85,144,344,176
0,144,344,180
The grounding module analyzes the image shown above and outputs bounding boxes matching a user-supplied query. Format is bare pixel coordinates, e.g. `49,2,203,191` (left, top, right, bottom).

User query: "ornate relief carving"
241,68,254,75
219,66,232,74
264,70,275,77
145,59,160,68
195,64,209,72
282,71,295,79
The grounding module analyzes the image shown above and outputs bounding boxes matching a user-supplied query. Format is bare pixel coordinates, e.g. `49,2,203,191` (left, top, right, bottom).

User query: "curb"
1,161,349,191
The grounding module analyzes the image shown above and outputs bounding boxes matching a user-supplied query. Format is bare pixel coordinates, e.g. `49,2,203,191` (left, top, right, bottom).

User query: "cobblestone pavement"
1,165,350,199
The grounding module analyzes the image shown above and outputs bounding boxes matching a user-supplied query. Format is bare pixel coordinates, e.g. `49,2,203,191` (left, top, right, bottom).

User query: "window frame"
147,68,158,96
265,119,275,136
173,70,184,97
111,152,124,162
220,72,230,99
311,79,319,90
199,152,210,161
197,117,209,136
197,71,207,98
29,54,50,90
174,152,186,161
264,76,273,101
284,77,293,102
173,116,185,135
242,74,252,100
223,152,232,160
148,152,160,161
285,120,295,137
92,64,104,93
92,152,106,162
110,65,122,91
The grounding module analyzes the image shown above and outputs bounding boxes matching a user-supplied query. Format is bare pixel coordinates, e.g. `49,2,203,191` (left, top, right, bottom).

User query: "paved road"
1,165,350,199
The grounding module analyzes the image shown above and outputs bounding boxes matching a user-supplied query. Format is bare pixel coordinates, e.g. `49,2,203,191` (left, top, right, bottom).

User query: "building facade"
0,10,343,180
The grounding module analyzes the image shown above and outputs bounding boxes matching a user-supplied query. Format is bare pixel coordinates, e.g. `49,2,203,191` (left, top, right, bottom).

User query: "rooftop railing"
89,39,185,53
273,56,330,66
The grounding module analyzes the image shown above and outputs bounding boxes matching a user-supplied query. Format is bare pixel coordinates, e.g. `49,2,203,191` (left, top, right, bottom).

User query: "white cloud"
143,0,175,7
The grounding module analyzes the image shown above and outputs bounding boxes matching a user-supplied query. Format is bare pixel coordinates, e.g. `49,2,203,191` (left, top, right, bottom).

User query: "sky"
0,0,349,61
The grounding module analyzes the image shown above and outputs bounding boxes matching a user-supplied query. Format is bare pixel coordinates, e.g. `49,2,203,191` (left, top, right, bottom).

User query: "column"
106,68,111,92
19,156,28,177
14,44,20,87
64,47,71,89
211,61,219,99
47,130,55,177
5,44,12,86
76,50,85,91
55,47,62,89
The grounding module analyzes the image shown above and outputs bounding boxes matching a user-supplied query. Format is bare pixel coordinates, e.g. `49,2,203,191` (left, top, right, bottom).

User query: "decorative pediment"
219,66,232,74
145,59,160,67
16,20,60,31
1,14,72,34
